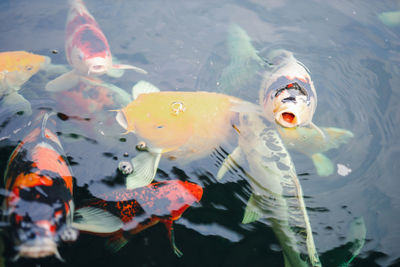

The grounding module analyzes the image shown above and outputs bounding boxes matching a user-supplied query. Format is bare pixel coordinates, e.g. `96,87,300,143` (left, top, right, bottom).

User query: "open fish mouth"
17,238,58,259
275,110,298,128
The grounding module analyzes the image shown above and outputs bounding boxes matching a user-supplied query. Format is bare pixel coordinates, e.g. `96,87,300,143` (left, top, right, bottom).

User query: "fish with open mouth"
45,0,146,92
1,111,78,260
216,24,353,176
72,180,203,256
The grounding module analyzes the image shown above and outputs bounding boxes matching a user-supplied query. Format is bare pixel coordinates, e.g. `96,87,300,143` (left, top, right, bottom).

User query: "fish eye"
25,65,33,71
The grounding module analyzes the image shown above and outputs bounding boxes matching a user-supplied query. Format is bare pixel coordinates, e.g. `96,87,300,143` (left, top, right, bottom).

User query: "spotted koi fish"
45,0,146,92
72,180,203,256
2,111,78,260
217,113,321,267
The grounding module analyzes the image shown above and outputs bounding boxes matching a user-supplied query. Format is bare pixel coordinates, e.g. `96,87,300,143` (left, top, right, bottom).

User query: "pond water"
0,0,399,266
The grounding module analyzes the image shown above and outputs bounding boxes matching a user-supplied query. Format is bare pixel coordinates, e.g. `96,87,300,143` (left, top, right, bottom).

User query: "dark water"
0,0,399,266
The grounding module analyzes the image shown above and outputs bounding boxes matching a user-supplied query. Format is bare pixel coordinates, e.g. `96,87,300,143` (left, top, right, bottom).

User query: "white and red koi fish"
2,111,78,260
46,0,146,92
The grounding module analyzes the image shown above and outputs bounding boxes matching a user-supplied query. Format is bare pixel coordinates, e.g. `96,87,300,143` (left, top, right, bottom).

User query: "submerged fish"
278,126,353,176
219,24,353,176
45,0,146,92
0,51,50,115
2,111,78,260
217,113,321,267
73,180,203,256
115,80,259,189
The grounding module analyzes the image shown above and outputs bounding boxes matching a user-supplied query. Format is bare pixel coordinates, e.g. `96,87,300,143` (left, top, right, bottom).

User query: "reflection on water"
1,0,400,266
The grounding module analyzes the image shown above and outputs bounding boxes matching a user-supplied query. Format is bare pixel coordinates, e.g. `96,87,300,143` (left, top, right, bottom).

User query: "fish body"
2,111,78,259
0,51,51,115
73,180,203,256
115,81,258,189
217,113,321,267
45,0,146,92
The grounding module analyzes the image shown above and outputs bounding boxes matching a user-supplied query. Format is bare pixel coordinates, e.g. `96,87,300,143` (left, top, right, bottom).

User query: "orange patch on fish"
31,146,73,193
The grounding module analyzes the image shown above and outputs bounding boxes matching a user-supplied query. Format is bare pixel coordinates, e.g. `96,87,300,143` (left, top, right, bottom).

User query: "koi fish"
0,51,50,115
260,49,319,130
115,80,260,189
45,0,146,92
2,111,78,260
217,112,321,267
219,24,353,176
278,126,353,176
72,180,203,256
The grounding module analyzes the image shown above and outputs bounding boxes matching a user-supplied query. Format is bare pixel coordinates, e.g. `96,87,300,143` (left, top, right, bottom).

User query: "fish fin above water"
216,146,245,180
45,70,80,92
311,153,334,177
125,151,162,189
105,232,129,253
131,80,160,100
72,207,123,233
242,194,263,224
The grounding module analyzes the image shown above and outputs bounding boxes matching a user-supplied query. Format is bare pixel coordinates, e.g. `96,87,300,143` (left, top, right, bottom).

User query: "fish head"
67,24,112,76
116,93,194,152
152,181,203,220
6,183,75,259
261,54,317,128
0,51,49,89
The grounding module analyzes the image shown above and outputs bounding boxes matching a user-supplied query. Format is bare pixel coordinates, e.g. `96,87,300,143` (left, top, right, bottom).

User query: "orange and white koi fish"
46,0,146,92
115,81,260,189
0,51,50,115
2,111,78,260
73,180,203,256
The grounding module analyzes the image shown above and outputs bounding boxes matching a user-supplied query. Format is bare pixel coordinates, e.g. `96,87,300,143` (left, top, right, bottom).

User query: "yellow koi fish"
0,51,50,115
115,81,259,189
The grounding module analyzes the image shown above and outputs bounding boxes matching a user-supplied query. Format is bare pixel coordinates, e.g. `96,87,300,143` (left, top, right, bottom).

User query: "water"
1,0,399,266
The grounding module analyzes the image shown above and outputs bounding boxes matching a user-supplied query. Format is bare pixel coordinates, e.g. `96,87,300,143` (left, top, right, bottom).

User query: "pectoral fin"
311,153,334,177
242,194,263,224
217,146,245,180
125,151,162,189
45,70,80,92
72,207,123,233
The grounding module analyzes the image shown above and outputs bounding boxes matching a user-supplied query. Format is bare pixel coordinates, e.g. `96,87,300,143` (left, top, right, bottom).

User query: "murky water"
1,0,399,266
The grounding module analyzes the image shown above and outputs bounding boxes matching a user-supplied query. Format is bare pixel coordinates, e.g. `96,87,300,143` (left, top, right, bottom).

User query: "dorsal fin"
131,80,160,100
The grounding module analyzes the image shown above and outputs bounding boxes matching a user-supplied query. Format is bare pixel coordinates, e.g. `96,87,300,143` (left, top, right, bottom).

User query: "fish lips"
16,237,58,259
